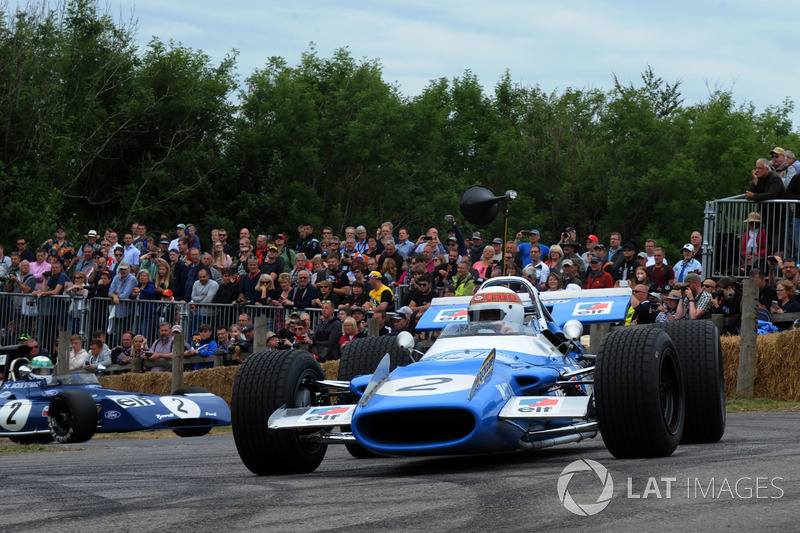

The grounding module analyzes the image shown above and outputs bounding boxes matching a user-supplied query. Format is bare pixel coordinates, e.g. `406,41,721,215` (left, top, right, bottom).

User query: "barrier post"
56,331,70,375
171,333,184,393
737,279,758,397
253,315,268,353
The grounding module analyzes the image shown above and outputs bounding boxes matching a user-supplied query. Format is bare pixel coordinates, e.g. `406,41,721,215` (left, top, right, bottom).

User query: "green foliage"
1,0,798,259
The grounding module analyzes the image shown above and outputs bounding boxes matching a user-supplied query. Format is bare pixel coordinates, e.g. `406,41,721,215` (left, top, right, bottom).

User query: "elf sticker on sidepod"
434,308,468,323
574,302,612,316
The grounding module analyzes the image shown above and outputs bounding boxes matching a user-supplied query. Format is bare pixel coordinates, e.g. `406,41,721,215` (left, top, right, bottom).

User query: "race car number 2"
0,399,33,431
376,375,475,397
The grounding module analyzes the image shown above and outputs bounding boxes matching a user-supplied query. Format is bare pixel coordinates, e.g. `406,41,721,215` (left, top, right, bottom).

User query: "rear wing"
415,288,632,331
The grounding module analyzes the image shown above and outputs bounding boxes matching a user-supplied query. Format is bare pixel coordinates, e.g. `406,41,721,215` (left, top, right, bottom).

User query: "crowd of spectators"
4,146,800,368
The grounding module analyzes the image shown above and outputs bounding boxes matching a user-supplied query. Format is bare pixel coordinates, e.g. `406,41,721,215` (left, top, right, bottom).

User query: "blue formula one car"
231,277,725,475
0,346,231,444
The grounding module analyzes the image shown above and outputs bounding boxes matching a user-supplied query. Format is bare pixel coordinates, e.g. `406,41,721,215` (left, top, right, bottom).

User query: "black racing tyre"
232,349,327,475
48,390,97,444
595,327,684,458
338,335,413,380
654,321,725,444
338,336,412,459
172,387,213,438
9,434,54,445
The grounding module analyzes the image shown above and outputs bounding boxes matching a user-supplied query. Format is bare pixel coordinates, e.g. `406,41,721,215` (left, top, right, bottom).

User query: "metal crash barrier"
0,292,322,353
702,196,798,278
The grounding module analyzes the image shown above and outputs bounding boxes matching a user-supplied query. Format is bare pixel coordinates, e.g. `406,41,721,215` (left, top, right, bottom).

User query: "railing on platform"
702,195,798,278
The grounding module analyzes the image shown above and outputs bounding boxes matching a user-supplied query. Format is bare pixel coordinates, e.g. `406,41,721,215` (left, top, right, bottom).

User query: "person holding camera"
655,289,683,323
674,273,713,321
770,280,800,330
146,323,177,371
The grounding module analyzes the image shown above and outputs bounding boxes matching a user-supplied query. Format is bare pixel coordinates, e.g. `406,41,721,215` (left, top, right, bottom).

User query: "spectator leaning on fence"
745,158,784,201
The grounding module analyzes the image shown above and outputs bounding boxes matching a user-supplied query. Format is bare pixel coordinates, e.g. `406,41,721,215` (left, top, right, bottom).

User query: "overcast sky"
12,1,800,125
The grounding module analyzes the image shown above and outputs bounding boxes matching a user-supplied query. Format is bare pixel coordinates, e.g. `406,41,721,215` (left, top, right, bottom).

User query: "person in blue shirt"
671,244,703,284
184,323,217,370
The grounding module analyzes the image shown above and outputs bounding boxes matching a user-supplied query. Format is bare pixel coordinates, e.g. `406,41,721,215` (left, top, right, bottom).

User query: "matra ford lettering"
231,277,726,476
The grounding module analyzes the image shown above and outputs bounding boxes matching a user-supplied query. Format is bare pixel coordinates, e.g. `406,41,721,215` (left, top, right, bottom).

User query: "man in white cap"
670,244,703,284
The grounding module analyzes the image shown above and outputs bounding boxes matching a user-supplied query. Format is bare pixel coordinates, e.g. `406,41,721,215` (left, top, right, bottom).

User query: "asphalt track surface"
0,412,797,533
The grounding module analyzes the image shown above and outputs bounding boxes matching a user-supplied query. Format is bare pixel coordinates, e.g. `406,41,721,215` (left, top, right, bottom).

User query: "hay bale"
721,329,800,401
320,360,340,380
99,359,342,407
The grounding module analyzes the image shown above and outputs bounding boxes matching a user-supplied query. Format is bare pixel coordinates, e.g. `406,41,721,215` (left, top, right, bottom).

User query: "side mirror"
396,331,415,351
17,365,32,379
562,320,583,342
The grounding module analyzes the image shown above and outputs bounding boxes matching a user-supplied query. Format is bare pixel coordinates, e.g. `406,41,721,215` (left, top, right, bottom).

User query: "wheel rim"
659,352,682,435
51,400,72,436
293,367,323,453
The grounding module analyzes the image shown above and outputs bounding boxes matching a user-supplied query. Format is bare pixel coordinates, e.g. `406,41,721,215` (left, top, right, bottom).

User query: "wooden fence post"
56,331,71,375
737,279,758,397
171,333,184,393
253,315,268,353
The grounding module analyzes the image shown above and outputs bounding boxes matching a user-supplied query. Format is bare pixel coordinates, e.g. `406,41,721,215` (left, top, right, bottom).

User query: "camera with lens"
713,289,725,300
228,340,248,354
562,231,570,239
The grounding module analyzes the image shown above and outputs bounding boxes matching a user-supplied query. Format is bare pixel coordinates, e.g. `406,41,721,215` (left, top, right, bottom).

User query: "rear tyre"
232,349,327,475
48,390,97,444
338,336,413,459
338,336,413,381
595,327,684,458
172,387,213,437
655,321,725,443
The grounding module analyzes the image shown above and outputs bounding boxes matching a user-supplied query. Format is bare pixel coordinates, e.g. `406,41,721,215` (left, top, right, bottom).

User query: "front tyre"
232,350,327,475
595,327,684,458
48,390,97,444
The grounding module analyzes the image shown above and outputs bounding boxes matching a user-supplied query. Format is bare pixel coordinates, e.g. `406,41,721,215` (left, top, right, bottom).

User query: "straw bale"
721,329,800,401
99,360,341,407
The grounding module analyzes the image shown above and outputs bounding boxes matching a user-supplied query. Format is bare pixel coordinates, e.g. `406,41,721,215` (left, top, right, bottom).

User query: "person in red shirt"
646,247,674,290
584,254,614,289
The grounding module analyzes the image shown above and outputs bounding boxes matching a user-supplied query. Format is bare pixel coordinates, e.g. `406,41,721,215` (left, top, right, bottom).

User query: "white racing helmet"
467,286,524,328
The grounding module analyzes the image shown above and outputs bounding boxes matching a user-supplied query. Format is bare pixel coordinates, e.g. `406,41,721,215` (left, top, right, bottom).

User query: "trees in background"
1,1,798,260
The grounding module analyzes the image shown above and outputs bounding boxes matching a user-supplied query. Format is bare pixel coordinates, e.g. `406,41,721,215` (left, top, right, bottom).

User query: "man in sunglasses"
15,238,35,262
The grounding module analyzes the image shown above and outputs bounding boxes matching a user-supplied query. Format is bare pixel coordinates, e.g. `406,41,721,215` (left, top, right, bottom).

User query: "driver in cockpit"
467,287,525,333
23,355,54,381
